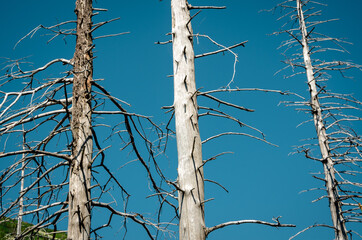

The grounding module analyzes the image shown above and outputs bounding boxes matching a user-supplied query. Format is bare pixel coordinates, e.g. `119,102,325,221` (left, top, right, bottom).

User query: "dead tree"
156,1,296,239
67,0,94,238
171,1,205,239
271,0,362,239
0,1,166,239
16,129,26,238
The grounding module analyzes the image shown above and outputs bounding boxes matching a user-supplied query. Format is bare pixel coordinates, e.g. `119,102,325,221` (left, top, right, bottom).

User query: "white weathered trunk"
68,0,93,239
296,1,347,239
171,1,206,239
17,137,25,237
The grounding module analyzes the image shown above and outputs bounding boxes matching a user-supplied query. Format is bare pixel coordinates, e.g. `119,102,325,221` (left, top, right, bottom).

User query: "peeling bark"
171,1,206,239
68,0,93,239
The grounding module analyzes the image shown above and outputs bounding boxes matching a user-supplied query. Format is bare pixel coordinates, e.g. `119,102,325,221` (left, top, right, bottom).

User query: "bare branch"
206,217,295,236
195,41,247,59
202,132,278,147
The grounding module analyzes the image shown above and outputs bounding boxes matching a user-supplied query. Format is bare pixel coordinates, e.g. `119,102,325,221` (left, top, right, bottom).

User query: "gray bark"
296,1,348,239
171,1,206,239
68,0,93,239
16,134,25,237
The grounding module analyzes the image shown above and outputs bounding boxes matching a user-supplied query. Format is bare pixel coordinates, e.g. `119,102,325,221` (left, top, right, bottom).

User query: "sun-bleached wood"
296,0,348,238
171,1,205,239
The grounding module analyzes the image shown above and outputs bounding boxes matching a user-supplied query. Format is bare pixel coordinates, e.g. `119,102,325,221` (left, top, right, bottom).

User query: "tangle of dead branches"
270,1,362,239
0,6,170,240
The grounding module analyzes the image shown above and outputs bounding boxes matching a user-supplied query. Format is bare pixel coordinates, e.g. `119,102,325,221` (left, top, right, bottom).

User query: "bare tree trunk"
17,131,26,237
171,1,206,239
16,165,24,237
68,0,93,239
296,1,348,239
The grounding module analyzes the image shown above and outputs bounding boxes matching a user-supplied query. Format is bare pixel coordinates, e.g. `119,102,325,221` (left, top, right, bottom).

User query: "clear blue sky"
0,0,361,239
